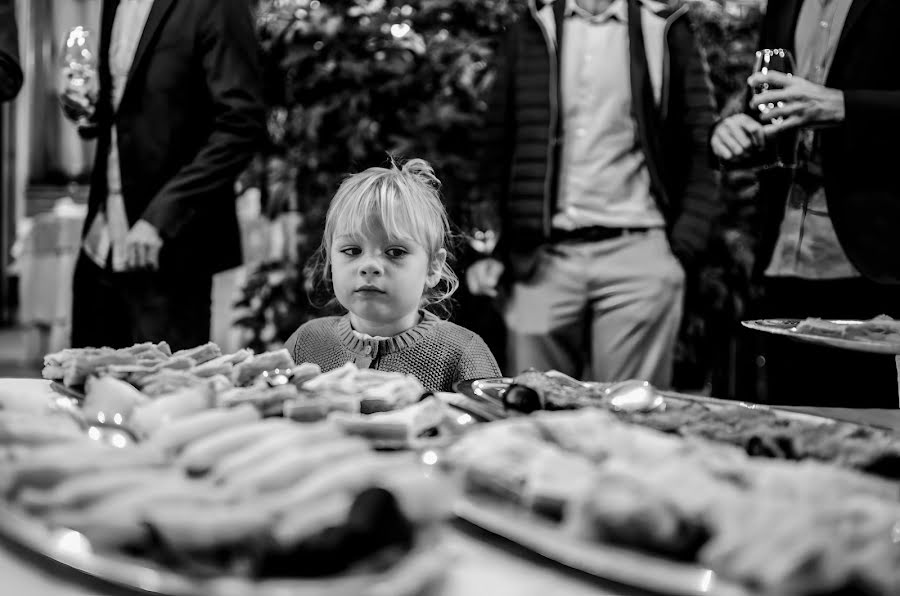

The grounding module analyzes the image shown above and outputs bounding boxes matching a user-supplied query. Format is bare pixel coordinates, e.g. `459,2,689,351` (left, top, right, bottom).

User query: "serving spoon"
543,370,666,413
603,379,666,413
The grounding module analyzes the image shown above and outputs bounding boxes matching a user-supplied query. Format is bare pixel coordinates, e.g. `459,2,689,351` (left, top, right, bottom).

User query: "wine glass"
463,200,500,256
751,48,799,169
752,48,796,123
57,26,98,127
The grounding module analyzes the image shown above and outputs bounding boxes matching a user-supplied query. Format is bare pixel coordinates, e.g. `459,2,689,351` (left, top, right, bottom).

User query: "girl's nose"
358,256,383,277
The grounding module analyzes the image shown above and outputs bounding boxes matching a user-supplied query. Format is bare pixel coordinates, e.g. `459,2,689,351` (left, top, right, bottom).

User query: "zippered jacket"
477,0,720,279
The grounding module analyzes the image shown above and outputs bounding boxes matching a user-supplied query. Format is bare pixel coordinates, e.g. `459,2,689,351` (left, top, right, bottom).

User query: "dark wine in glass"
751,48,799,170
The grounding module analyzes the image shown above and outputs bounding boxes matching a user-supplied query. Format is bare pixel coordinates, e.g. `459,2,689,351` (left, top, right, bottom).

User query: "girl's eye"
386,247,407,258
339,247,361,256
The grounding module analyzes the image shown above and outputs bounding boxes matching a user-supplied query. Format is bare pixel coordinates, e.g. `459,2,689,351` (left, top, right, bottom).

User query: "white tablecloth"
0,379,615,596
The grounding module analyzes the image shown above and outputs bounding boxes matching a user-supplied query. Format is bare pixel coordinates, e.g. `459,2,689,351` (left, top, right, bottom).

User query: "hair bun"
398,157,441,190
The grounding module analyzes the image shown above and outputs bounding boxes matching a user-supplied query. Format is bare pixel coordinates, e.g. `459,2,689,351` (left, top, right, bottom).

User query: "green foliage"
255,0,525,215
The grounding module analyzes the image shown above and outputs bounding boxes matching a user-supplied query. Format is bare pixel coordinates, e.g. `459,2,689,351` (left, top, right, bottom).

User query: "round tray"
742,319,900,355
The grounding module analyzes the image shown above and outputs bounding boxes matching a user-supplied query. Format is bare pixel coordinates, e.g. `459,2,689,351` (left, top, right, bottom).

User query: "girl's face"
330,221,445,337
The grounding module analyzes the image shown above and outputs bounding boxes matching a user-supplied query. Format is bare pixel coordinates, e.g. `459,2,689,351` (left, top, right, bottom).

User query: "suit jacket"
754,0,900,284
87,0,266,276
0,0,22,101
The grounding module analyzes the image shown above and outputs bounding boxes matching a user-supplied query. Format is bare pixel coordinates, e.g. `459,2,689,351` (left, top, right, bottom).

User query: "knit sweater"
283,311,502,393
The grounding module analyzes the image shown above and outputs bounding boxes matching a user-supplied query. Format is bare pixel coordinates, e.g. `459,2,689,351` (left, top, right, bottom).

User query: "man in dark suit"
712,0,900,407
0,0,22,101
71,0,266,351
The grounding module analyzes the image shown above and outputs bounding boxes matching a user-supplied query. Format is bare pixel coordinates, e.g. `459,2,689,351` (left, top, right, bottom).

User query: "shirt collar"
565,0,629,23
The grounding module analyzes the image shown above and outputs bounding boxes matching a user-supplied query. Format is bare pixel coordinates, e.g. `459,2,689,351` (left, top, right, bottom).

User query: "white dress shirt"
83,0,155,271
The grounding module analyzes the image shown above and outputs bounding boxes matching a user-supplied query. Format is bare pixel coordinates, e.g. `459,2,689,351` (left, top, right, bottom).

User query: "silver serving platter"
455,496,751,596
0,504,446,596
449,378,900,595
456,377,839,427
742,318,900,354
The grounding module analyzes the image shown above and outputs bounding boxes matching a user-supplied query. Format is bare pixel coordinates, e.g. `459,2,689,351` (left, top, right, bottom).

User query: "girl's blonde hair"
312,157,459,314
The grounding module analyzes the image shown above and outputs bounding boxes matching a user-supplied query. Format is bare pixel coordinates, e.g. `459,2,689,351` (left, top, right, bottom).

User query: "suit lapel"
100,0,119,73
122,0,177,100
771,0,804,54
838,0,873,48
101,0,119,49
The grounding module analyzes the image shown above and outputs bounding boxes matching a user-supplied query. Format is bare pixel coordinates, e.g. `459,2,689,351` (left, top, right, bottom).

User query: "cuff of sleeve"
141,198,197,242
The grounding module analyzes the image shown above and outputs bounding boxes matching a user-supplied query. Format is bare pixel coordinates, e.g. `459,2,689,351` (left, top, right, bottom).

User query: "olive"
502,384,543,414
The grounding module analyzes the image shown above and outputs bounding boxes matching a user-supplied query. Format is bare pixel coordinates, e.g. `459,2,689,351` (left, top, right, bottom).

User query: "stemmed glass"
57,26,98,128
751,48,798,169
463,200,500,256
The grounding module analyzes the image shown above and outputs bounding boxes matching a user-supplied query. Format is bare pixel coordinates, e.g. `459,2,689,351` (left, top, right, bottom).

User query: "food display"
742,315,900,354
1,410,451,578
497,370,900,481
0,341,464,594
41,342,462,450
796,314,900,343
4,339,900,596
448,408,900,596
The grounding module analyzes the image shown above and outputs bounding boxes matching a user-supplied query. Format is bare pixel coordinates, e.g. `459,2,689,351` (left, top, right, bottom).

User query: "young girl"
284,158,501,392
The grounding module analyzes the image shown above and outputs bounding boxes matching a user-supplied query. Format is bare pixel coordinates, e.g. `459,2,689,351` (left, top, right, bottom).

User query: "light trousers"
503,229,684,388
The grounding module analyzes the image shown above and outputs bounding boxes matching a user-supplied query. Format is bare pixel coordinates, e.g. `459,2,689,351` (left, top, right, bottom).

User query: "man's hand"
466,258,504,298
748,71,845,136
711,114,766,162
60,87,98,138
124,220,163,270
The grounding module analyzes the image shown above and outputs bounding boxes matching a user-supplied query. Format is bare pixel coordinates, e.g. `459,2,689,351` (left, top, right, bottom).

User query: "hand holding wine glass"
462,200,503,297
741,48,800,169
750,48,796,125
748,70,847,136
710,48,794,166
58,26,98,129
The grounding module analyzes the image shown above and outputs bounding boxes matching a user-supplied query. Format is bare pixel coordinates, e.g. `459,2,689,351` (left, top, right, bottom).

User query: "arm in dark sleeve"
668,18,722,266
0,0,22,102
842,90,900,139
141,0,267,239
468,26,517,263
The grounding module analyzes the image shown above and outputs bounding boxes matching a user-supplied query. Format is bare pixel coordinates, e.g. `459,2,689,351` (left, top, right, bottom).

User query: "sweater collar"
337,310,440,356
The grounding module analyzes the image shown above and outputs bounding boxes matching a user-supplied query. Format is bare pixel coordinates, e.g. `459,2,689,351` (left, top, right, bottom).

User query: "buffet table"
0,379,624,596
2,378,899,596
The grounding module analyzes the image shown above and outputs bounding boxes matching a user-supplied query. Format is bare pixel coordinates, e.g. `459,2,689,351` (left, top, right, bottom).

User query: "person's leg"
121,269,212,351
70,251,133,348
586,230,685,388
503,245,589,377
758,277,898,408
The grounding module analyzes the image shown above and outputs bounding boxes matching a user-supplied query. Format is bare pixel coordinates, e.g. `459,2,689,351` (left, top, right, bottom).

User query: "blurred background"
0,0,766,398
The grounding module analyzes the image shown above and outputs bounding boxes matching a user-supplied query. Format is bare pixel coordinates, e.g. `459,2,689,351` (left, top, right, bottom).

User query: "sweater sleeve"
283,325,304,365
457,333,502,383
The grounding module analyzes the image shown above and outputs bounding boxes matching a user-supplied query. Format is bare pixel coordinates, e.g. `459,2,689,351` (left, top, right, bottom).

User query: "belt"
550,225,651,244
